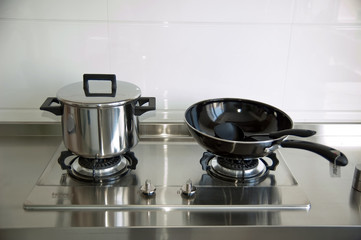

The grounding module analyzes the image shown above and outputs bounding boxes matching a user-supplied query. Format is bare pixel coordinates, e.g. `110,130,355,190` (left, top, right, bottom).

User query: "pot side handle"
135,97,156,116
40,97,63,115
280,140,348,166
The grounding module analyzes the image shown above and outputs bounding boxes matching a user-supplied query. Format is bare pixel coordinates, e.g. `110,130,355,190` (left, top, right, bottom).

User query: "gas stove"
24,123,310,211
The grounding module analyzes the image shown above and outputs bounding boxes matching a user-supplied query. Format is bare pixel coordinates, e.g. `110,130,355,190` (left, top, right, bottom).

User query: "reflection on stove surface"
61,210,281,227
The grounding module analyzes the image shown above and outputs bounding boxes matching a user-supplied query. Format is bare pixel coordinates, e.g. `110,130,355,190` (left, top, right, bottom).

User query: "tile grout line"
281,0,297,112
106,0,112,73
0,18,360,27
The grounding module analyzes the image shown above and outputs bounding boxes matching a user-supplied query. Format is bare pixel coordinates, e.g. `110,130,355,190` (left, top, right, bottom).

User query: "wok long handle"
280,140,348,166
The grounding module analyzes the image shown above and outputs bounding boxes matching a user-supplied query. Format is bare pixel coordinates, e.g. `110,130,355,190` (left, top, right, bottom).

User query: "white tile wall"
0,20,110,109
294,0,361,24
107,0,294,23
285,25,361,111
0,0,360,122
108,23,291,109
0,0,107,20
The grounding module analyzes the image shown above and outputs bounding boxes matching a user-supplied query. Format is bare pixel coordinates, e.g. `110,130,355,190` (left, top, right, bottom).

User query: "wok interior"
185,99,292,138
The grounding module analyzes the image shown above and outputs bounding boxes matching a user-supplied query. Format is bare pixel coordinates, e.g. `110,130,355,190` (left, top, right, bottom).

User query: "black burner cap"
217,157,259,170
78,156,122,170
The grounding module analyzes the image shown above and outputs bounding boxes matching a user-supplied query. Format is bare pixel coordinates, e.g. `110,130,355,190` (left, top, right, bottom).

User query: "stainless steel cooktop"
24,134,310,211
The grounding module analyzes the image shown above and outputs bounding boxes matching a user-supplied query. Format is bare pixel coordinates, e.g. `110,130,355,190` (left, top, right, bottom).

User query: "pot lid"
56,74,141,107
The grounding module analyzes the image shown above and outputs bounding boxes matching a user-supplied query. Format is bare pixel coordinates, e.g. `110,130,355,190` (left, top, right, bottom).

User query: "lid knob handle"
83,74,117,97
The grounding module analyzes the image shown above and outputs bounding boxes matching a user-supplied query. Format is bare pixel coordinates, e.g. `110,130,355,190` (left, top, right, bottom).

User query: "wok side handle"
280,140,348,166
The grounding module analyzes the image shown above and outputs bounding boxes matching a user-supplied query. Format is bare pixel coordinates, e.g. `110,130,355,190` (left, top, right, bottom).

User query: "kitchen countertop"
0,122,361,240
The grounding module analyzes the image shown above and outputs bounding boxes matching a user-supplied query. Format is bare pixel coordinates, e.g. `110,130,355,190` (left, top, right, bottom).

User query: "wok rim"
184,98,294,145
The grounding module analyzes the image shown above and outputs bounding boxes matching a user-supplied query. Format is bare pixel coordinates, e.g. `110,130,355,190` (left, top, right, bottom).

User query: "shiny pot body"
40,74,156,159
62,102,139,159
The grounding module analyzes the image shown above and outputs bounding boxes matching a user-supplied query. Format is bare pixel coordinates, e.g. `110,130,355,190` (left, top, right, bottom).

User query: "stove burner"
217,157,259,170
78,156,122,170
200,152,279,185
58,151,138,183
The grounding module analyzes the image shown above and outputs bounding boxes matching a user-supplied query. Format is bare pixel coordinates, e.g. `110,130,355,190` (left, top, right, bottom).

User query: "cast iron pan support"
57,150,139,171
58,150,75,170
200,152,279,171
264,152,279,171
200,152,214,171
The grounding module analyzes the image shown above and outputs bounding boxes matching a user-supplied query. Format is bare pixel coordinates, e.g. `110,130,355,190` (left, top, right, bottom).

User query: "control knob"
140,179,156,196
181,179,196,197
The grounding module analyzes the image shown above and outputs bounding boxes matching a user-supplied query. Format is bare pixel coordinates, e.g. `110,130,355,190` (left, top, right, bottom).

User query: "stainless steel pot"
40,74,156,158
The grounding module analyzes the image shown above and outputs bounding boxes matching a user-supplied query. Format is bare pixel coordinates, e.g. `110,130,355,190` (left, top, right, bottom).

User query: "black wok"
184,98,348,166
